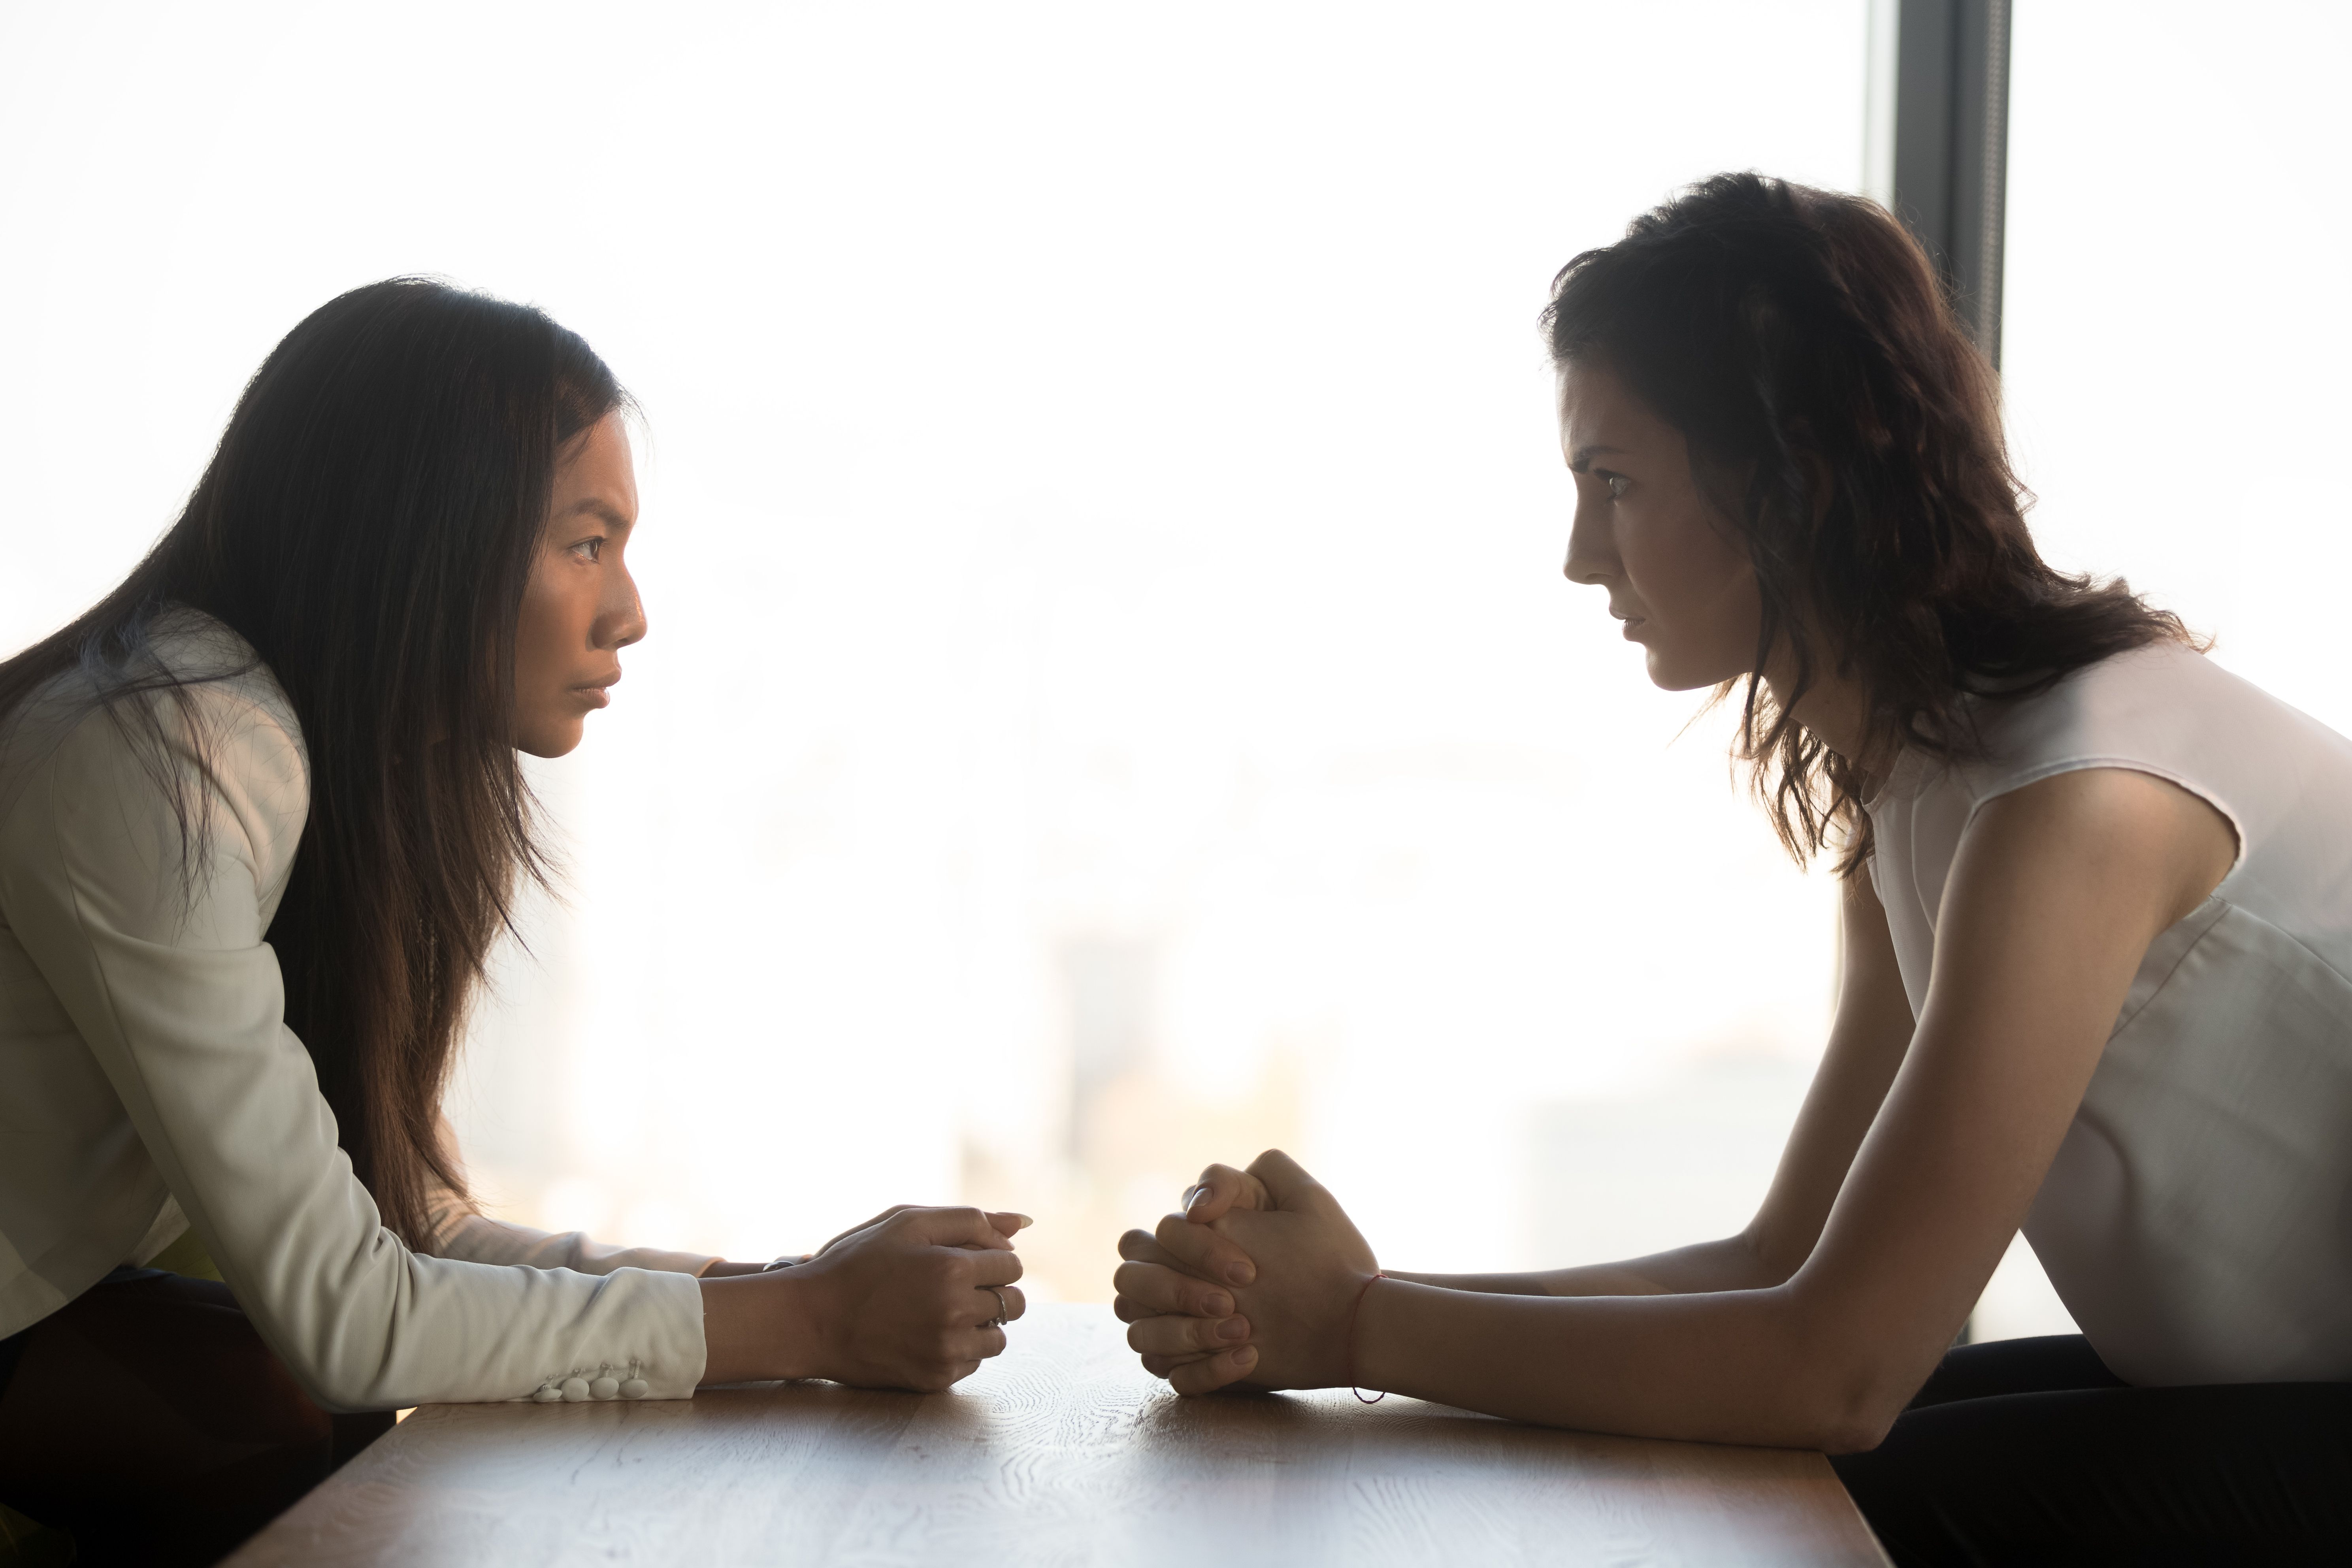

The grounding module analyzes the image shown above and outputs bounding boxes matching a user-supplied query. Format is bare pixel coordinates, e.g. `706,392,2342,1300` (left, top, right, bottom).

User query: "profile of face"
1558,360,1762,692
513,411,646,758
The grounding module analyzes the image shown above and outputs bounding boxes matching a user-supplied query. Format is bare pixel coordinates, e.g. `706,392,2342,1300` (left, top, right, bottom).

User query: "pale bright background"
3,2,2341,1335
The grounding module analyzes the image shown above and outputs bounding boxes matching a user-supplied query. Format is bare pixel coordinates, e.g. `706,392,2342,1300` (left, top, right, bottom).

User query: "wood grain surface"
228,1304,1889,1567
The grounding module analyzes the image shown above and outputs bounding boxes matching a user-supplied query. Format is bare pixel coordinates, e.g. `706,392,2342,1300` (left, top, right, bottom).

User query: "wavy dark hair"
1542,173,2188,874
0,279,625,1243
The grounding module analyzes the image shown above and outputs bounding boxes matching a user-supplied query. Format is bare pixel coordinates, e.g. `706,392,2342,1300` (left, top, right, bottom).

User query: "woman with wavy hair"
0,280,1027,1565
1112,175,2352,1560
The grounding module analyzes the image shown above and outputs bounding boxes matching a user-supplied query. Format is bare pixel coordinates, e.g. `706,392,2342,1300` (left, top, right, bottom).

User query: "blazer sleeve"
0,687,708,1410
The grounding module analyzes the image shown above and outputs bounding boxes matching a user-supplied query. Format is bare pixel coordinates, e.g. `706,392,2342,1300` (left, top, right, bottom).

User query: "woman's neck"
1765,664,1871,767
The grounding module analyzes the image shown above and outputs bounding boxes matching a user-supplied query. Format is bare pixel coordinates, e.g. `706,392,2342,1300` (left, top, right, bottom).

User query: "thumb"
986,1210,1034,1240
1181,1163,1270,1223
1243,1149,1341,1217
900,1207,1015,1251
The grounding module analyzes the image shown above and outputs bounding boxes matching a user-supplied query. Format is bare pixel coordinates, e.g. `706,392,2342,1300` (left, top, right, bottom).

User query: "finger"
968,1324,1009,1359
962,1247,1025,1288
1154,1211,1260,1288
821,1204,917,1254
900,1206,1016,1251
972,1284,1026,1325
1127,1312,1251,1357
1115,1293,1227,1327
1111,1261,1233,1319
1117,1229,1225,1282
1245,1150,1340,1217
1139,1349,1217,1378
1168,1344,1259,1396
985,1210,1035,1239
1181,1163,1272,1223
1118,1229,1191,1269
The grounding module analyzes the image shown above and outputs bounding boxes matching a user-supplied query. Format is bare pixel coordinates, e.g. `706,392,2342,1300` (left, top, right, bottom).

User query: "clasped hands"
701,1150,1374,1398
699,1204,1031,1392
1113,1150,1381,1396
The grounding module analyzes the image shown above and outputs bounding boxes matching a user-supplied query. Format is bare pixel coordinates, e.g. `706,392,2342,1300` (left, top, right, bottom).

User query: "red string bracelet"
1345,1270,1386,1404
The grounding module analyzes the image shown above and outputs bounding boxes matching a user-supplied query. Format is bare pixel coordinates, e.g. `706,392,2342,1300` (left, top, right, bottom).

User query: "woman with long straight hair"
1111,175,2352,1559
0,279,1027,1565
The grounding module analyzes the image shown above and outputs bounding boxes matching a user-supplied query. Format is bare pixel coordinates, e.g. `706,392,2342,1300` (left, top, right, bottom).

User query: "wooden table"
228,1304,1888,1566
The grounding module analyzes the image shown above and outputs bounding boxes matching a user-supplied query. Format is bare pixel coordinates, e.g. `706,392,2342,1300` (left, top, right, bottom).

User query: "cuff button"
561,1377,591,1402
533,1383,564,1403
590,1376,620,1400
620,1378,649,1400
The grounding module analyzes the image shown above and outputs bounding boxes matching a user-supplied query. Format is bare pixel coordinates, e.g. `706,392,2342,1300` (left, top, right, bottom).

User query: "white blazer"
0,611,711,1409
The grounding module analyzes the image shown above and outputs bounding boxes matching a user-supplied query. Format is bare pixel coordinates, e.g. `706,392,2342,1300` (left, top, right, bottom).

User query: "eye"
1605,473,1630,500
568,535,606,564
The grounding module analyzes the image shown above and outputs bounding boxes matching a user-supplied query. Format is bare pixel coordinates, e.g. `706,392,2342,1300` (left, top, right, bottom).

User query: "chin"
1643,648,1742,694
1643,655,1707,693
516,723,587,760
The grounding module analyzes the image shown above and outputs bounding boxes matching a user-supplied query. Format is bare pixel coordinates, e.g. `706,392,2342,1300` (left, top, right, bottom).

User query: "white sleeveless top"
1867,640,2352,1387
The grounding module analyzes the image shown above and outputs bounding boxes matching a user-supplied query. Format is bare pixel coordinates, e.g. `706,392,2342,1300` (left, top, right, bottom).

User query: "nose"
601,564,648,651
1562,487,1615,588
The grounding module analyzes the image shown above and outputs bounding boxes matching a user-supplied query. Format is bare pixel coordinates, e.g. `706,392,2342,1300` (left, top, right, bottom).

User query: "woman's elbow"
1811,1396,1903,1456
1775,1299,1928,1453
279,1343,406,1415
295,1367,388,1416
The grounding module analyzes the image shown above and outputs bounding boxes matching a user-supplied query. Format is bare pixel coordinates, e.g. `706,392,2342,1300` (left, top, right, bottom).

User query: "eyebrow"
562,498,636,531
1568,443,1628,471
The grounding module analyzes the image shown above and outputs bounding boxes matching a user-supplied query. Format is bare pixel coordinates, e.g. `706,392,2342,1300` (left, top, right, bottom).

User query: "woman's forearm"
1388,1233,1781,1299
1351,1276,1897,1452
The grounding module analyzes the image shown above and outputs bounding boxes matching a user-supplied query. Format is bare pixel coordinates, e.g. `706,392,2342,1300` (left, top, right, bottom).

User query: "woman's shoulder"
1973,641,2341,779
1951,639,2352,856
139,607,303,745
0,608,306,837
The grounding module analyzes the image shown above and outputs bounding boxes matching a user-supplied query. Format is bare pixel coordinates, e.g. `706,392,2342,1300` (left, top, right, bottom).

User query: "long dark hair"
1542,173,2188,874
0,279,626,1243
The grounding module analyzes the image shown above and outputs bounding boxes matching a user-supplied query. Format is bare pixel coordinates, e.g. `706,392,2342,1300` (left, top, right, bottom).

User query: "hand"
816,1205,1031,1258
699,1206,1027,1391
1113,1150,1376,1395
701,1206,1031,1276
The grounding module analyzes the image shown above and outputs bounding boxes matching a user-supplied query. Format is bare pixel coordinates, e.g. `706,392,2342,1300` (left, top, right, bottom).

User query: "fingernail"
1014,1215,1034,1230
1226,1261,1255,1285
1234,1346,1258,1368
1217,1316,1249,1341
1182,1186,1205,1213
1205,1293,1233,1317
